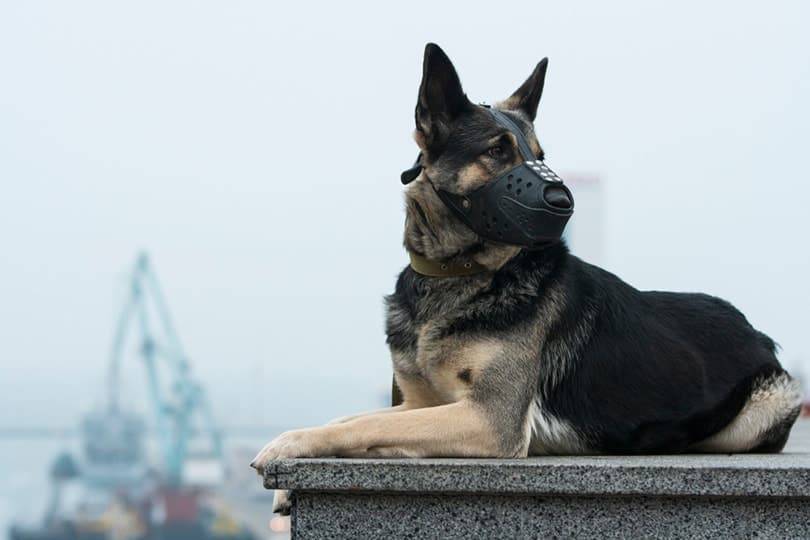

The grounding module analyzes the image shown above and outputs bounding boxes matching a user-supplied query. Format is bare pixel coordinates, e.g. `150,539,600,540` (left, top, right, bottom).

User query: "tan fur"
417,338,501,403
255,401,503,461
495,96,522,113
327,404,409,425
392,339,503,408
266,394,498,513
394,373,445,408
402,175,479,261
413,129,428,152
527,135,542,158
693,373,803,452
271,402,412,513
473,245,521,271
456,131,537,192
253,339,507,472
456,161,492,191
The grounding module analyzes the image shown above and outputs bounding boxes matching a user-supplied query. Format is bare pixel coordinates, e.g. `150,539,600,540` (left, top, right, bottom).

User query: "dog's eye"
487,145,504,159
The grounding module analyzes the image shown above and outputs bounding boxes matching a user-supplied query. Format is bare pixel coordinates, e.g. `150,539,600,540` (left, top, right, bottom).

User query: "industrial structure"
10,253,255,540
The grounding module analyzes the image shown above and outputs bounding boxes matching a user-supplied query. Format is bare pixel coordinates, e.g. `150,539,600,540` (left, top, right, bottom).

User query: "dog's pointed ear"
505,58,548,122
415,43,472,149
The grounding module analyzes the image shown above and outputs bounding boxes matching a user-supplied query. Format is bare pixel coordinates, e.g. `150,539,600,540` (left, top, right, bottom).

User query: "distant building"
563,173,603,265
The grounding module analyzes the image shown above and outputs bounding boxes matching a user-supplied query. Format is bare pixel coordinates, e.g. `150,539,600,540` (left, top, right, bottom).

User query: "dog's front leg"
270,404,412,514
326,404,408,425
252,400,519,469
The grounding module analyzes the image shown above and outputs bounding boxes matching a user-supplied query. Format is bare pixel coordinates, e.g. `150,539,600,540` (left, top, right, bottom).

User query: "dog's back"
528,248,801,454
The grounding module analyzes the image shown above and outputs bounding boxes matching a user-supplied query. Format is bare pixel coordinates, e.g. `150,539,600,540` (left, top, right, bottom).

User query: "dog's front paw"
249,429,318,474
273,489,292,515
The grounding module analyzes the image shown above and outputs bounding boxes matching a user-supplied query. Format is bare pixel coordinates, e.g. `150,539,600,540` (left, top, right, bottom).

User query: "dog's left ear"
505,58,549,122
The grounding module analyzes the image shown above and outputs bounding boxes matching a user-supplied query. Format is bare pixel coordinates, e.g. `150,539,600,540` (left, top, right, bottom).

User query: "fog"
1,1,808,431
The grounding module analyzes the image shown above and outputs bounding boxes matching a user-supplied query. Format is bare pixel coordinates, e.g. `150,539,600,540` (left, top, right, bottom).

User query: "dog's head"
404,43,565,267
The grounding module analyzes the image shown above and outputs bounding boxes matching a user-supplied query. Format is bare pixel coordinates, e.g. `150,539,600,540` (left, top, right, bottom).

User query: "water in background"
0,437,61,533
0,434,288,539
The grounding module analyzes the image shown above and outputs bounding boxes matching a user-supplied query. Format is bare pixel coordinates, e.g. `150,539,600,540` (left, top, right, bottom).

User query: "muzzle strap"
489,109,537,161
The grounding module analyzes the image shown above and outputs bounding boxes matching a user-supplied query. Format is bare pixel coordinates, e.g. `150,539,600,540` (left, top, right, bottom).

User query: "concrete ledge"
264,453,810,498
264,453,810,538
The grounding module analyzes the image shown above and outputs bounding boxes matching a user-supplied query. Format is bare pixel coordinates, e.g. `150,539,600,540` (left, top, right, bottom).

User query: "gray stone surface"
291,492,810,540
263,420,810,539
264,453,810,498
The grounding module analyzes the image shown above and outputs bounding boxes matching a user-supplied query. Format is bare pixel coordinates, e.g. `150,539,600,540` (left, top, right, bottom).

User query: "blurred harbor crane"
108,252,225,485
10,252,253,539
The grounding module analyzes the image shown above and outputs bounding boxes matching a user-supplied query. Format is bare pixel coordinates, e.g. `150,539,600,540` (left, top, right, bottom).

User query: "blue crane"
107,252,224,486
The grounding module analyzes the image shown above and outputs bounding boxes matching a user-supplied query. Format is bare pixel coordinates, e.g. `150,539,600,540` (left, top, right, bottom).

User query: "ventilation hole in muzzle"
507,183,512,190
493,216,498,223
508,174,514,180
516,178,522,184
526,182,532,188
516,189,522,196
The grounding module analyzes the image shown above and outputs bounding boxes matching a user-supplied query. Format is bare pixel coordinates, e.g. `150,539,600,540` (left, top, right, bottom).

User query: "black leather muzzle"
401,108,574,248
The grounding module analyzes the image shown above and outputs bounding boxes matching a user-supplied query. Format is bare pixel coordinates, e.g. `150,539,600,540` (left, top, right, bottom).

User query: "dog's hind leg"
694,372,803,453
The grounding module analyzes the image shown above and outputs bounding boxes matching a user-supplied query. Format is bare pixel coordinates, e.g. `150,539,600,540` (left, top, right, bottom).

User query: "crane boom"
107,252,224,485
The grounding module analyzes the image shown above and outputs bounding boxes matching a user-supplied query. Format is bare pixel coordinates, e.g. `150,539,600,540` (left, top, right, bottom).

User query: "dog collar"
408,252,489,277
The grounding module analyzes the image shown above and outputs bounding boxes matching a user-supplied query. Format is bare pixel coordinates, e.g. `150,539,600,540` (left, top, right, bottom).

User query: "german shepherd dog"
252,43,802,514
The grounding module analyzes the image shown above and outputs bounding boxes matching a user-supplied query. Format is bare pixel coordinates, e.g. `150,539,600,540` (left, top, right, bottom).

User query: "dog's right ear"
415,43,472,150
504,58,548,122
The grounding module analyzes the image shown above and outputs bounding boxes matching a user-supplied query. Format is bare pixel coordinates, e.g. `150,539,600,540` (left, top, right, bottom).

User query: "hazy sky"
1,1,808,431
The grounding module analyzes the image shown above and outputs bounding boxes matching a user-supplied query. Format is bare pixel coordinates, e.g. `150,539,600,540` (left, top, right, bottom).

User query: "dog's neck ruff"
408,251,489,277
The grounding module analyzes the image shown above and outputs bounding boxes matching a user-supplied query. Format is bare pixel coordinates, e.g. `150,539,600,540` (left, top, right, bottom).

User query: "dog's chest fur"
386,249,563,377
384,250,583,447
386,273,500,404
384,247,608,455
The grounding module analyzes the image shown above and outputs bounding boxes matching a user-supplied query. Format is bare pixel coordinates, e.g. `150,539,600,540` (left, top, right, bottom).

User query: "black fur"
386,242,796,454
385,43,800,456
252,45,800,513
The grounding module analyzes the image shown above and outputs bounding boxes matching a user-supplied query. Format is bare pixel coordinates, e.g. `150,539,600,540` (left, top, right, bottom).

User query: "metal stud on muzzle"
401,108,574,248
